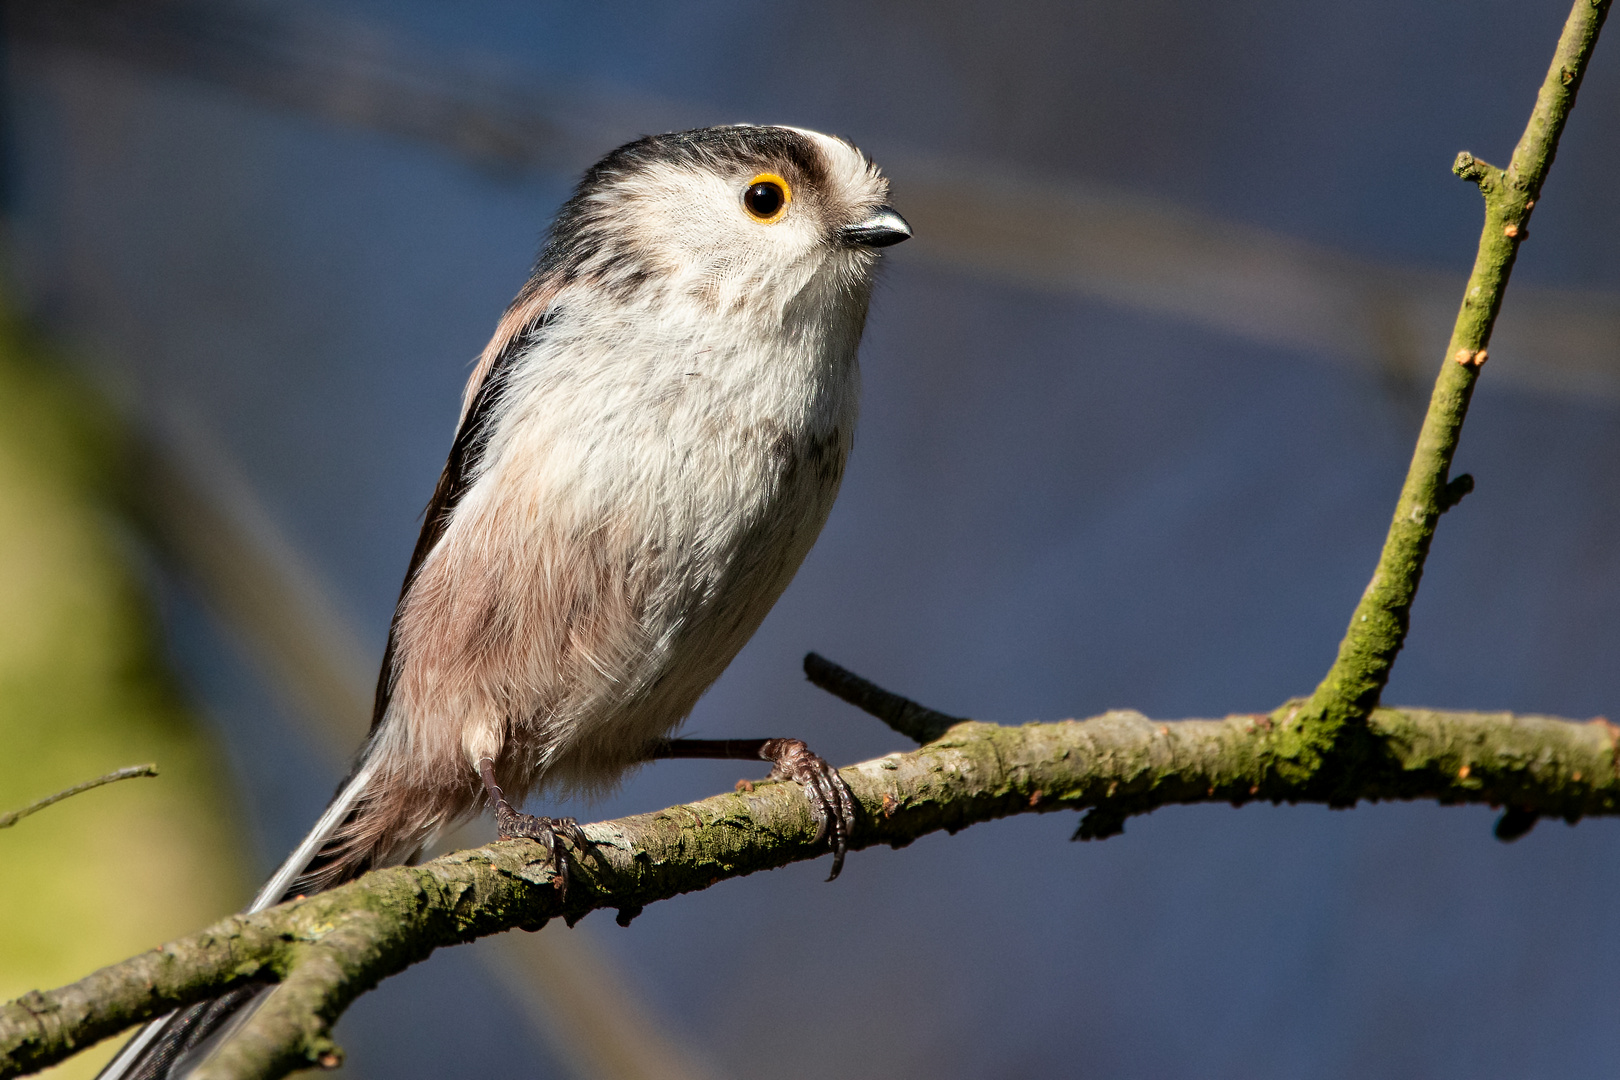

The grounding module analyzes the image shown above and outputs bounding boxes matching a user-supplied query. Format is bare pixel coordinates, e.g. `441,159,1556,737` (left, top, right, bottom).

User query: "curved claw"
496,807,587,897
759,738,857,880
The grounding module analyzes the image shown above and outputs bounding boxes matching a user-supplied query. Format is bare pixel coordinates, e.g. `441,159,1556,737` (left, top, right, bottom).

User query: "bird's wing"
369,276,559,734
98,285,563,1080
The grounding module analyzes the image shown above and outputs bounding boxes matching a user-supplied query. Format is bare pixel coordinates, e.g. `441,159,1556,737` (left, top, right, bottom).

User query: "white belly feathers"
383,298,861,798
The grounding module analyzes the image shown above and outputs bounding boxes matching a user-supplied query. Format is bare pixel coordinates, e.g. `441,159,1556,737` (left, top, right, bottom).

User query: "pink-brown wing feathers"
369,275,559,733
461,275,558,424
290,275,563,895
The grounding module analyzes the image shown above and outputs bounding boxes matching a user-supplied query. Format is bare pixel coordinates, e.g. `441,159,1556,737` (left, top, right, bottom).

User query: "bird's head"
538,125,910,326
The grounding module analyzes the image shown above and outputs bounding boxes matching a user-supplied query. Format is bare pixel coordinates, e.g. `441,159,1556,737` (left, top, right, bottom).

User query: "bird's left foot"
495,806,589,893
480,757,587,894
758,737,857,880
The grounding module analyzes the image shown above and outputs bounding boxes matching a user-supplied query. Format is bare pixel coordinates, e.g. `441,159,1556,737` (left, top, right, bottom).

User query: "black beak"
840,206,912,248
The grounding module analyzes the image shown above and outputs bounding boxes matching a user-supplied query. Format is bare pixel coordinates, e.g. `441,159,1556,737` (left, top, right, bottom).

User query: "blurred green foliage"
0,306,246,1077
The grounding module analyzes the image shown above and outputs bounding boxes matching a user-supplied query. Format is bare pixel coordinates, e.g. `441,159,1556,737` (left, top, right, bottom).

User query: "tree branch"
1277,0,1611,793
5,700,1617,1079
803,652,964,743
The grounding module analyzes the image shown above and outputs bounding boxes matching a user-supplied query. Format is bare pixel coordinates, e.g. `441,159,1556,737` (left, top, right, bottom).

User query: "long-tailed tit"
102,124,910,1079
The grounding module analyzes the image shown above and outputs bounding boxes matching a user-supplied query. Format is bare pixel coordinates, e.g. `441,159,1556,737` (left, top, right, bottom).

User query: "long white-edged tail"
97,756,383,1080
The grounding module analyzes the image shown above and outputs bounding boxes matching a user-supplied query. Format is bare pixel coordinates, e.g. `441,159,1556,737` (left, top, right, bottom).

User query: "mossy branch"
1285,0,1610,790
4,686,1619,1080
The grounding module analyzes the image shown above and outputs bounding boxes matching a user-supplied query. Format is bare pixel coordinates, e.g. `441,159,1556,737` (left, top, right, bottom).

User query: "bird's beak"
840,206,912,248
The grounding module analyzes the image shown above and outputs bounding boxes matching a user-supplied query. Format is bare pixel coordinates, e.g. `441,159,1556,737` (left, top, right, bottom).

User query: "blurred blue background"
5,0,1620,1076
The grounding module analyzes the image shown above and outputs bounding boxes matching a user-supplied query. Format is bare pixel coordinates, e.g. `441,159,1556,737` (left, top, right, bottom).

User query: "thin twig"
802,652,965,744
0,765,160,830
1287,0,1611,792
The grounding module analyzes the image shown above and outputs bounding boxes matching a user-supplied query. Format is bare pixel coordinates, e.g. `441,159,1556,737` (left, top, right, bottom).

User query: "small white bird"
103,124,909,1079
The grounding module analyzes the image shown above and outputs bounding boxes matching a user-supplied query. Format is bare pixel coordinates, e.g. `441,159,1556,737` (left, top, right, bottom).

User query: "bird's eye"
742,173,791,223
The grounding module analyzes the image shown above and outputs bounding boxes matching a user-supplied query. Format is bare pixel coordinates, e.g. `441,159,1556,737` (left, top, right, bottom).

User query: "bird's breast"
404,316,858,768
383,289,863,799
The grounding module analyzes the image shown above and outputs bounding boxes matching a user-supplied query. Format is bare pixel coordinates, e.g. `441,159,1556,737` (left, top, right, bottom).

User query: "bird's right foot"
758,737,857,881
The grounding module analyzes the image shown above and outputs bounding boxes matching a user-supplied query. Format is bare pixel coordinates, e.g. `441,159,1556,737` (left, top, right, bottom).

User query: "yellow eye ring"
742,173,792,223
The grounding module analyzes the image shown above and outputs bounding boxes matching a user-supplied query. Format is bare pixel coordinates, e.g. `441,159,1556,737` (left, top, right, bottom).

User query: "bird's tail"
97,755,386,1080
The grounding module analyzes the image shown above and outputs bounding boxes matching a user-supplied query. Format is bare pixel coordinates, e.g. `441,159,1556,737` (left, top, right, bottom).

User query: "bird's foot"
758,737,857,881
494,804,588,895
479,756,588,894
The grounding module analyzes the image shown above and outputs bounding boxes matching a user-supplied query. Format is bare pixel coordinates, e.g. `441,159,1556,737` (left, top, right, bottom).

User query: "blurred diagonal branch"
7,0,614,174
6,693,1620,1079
